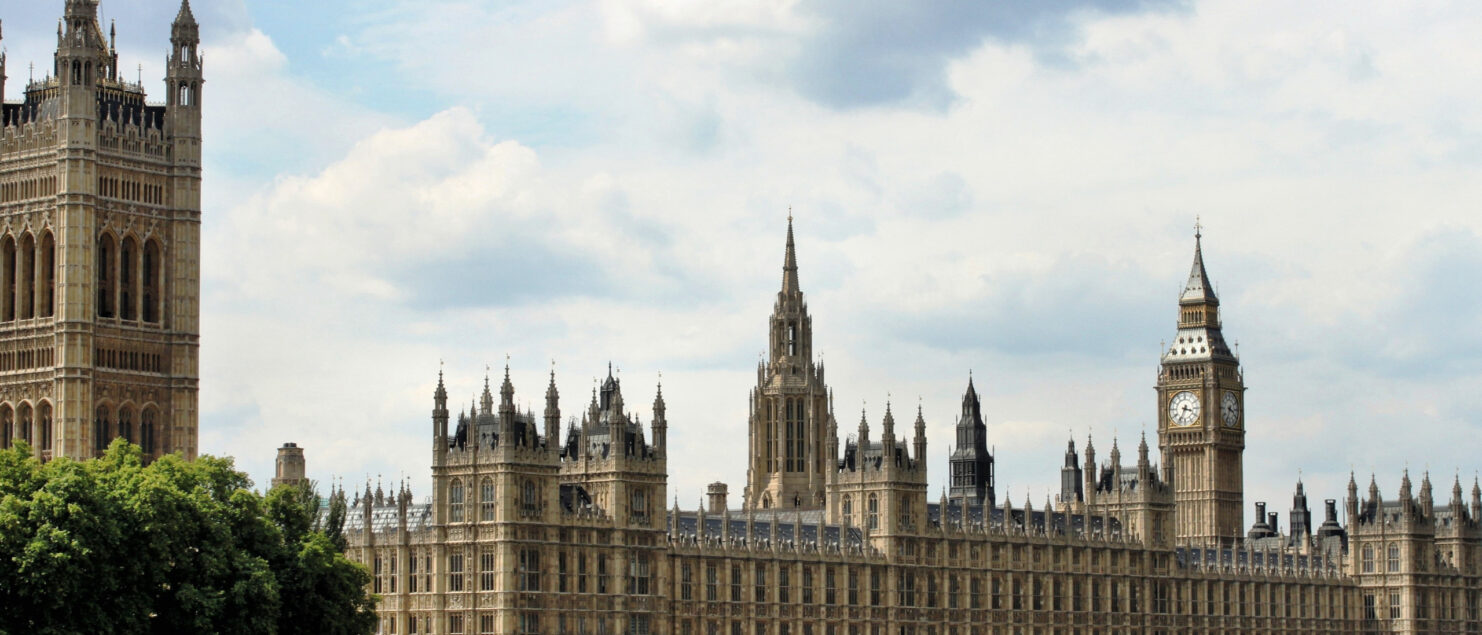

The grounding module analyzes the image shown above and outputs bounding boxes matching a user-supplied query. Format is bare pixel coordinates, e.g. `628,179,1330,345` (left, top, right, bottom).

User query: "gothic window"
1388,543,1400,572
120,237,137,321
482,550,498,591
40,233,54,318
118,407,135,445
867,494,879,531
94,405,111,454
630,487,647,524
97,235,115,318
522,480,537,514
0,405,10,450
842,496,852,527
38,402,51,454
787,323,797,356
143,240,162,323
1362,545,1375,573
2,234,16,321
449,479,465,522
140,409,157,457
18,233,34,320
448,553,464,592
16,403,31,446
628,553,652,596
479,478,495,522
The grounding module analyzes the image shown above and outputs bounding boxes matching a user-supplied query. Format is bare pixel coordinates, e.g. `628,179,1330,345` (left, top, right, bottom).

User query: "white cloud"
189,0,1482,524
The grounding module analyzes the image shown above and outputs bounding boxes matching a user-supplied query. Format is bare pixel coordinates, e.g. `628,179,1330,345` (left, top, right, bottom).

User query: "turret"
1472,478,1481,521
1290,479,1311,538
1347,472,1360,525
1136,432,1151,480
652,377,667,452
1059,437,1083,506
880,401,896,460
1420,471,1434,519
1399,470,1414,519
856,408,869,449
480,372,494,415
912,404,926,470
166,1,202,155
433,368,449,449
544,368,560,450
1451,475,1465,516
1083,436,1097,506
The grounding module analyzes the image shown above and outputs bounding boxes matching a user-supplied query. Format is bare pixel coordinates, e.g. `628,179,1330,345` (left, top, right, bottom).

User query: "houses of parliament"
327,216,1482,635
5,3,1480,635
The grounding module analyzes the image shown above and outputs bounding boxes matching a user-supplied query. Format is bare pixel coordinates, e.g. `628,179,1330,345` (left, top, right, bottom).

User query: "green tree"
0,440,376,635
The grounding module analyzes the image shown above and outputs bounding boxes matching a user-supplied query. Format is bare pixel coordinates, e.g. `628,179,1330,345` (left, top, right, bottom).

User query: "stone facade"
340,222,1482,634
0,0,201,462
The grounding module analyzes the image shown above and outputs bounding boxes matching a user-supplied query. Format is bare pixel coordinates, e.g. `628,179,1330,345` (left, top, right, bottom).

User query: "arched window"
38,402,52,455
1359,543,1373,572
0,405,11,450
2,235,15,321
97,234,115,318
40,232,54,318
631,488,647,523
16,403,31,446
72,61,82,85
118,407,135,444
479,478,495,522
1388,543,1401,572
140,409,157,458
522,480,538,513
143,240,162,323
120,237,137,321
94,405,111,454
867,493,879,531
448,479,465,523
179,83,191,107
842,496,853,527
18,233,34,320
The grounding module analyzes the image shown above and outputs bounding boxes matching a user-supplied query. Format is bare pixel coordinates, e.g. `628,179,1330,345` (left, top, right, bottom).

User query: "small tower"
1290,479,1312,539
947,375,994,508
166,0,202,163
271,442,306,489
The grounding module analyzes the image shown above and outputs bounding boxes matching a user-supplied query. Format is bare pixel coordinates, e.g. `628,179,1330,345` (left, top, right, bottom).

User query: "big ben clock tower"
1157,226,1245,547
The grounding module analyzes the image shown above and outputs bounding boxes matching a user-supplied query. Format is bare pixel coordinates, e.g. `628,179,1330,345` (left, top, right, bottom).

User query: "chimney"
707,482,729,513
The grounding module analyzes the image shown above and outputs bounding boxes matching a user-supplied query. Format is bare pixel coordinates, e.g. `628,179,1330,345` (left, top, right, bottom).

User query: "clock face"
1221,391,1240,427
1168,391,1201,427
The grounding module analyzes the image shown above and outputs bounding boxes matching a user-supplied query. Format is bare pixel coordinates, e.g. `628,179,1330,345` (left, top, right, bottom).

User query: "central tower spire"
745,215,834,511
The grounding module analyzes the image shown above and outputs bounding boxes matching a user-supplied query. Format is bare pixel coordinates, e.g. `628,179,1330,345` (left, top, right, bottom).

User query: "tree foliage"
0,440,377,635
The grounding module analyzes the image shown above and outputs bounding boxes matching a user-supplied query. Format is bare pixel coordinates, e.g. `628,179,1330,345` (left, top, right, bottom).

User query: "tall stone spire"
912,403,926,467
782,213,799,295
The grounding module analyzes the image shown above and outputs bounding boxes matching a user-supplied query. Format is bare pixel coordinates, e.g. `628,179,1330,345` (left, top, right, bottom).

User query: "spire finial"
1195,215,1202,241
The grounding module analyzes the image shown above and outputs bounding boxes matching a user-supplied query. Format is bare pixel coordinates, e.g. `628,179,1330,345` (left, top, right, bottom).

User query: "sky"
4,0,1482,523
